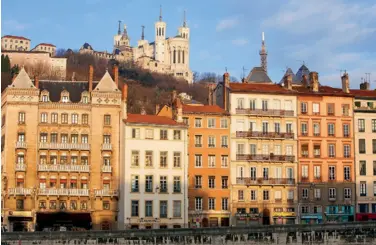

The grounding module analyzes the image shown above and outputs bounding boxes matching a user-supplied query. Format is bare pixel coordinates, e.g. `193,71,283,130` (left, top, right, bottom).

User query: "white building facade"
119,114,189,229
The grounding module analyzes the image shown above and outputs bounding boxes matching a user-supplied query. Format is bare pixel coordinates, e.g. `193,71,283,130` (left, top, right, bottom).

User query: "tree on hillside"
1,55,11,72
10,65,20,78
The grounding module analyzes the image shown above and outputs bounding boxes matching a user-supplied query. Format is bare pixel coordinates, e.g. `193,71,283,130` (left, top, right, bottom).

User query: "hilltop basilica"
80,8,193,83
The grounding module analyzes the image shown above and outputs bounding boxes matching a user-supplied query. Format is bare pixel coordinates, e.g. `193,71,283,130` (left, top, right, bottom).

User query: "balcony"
8,188,33,195
236,154,295,162
235,108,294,117
236,177,295,185
101,165,112,173
39,142,90,151
15,141,27,149
101,143,112,151
94,189,119,197
38,188,89,196
38,164,90,172
236,131,294,139
15,163,26,171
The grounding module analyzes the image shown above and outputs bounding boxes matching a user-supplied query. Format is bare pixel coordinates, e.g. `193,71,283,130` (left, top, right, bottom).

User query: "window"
208,155,215,167
195,118,202,128
342,104,349,116
343,144,350,158
301,144,308,158
71,134,78,143
160,129,168,140
221,155,228,167
327,103,335,115
195,197,203,210
40,133,47,143
263,190,269,200
328,144,336,157
220,118,228,128
195,155,202,167
71,114,78,124
262,100,268,111
145,175,153,192
238,190,244,201
17,133,25,142
131,128,140,139
160,151,167,168
302,165,308,178
50,201,57,210
262,122,269,133
359,139,366,154
249,99,256,110
237,143,245,154
360,161,366,175
286,123,292,133
314,189,321,199
131,200,139,216
237,98,244,109
344,166,351,180
372,119,376,132
173,130,181,140
195,135,202,147
145,129,154,139
302,188,308,199
173,201,181,217
328,123,335,136
313,103,319,114
358,119,365,132
208,198,215,210
360,182,367,196
250,190,257,201
313,123,320,136
374,161,376,176
301,102,307,114
274,122,280,134
222,198,228,210
263,167,269,180
374,181,376,196
160,176,167,193
208,118,215,128
173,176,181,193
183,117,189,125
301,206,309,214
329,188,336,199
18,112,25,124
103,135,111,144
51,113,58,123
82,114,88,124
344,188,351,199
195,176,202,188
61,113,68,124
329,166,336,180
62,96,69,103
314,166,321,179
82,96,89,104
173,152,181,167
40,113,48,123
221,136,228,148
103,201,110,210
373,139,376,154
343,124,350,137
145,151,153,167
288,190,294,200
250,167,257,180
314,144,321,157
16,200,24,210
104,115,111,125
81,134,88,144
208,176,215,188
208,136,216,147
301,123,307,136
145,201,153,217
221,176,228,189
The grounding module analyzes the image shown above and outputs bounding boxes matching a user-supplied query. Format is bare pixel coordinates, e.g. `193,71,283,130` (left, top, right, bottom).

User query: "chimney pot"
172,90,177,103
302,75,308,87
360,81,370,90
223,72,230,111
89,65,94,92
341,73,350,93
122,84,128,101
155,104,160,114
113,65,119,87
284,74,292,90
140,106,146,115
34,75,39,89
309,72,319,92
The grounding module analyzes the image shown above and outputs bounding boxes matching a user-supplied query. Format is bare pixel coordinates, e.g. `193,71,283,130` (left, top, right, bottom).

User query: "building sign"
138,218,160,223
235,213,260,219
272,212,295,217
301,215,323,219
8,211,33,217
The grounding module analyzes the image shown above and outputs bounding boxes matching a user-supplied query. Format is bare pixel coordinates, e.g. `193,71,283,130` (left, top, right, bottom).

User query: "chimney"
360,81,370,90
155,104,160,115
284,74,292,90
176,98,183,123
113,65,119,87
140,106,146,115
122,84,128,120
302,74,308,88
71,72,76,82
208,85,213,105
309,72,319,92
341,73,350,93
89,65,94,92
34,75,39,89
223,72,230,111
172,90,177,103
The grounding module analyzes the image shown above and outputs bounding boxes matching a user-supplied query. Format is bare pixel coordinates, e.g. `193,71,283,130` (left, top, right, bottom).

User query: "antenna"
242,66,248,80
365,73,371,82
159,5,162,21
296,60,306,66
141,25,145,40
183,10,187,27
262,32,265,43
118,20,122,35
225,67,228,73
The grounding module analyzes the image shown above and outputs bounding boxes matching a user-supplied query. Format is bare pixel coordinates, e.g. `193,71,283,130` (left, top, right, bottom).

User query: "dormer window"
62,96,69,103
42,95,48,102
83,96,89,104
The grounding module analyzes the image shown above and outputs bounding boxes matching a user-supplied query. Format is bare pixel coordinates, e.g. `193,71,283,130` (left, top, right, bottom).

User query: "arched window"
162,28,164,36
178,50,181,63
173,50,176,64
182,51,185,64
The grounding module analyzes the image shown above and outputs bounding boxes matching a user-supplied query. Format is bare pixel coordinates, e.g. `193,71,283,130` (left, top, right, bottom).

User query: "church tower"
113,21,123,49
154,5,166,63
259,32,268,73
178,10,190,40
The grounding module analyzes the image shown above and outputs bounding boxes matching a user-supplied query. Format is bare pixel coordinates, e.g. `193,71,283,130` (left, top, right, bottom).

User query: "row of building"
1,60,375,231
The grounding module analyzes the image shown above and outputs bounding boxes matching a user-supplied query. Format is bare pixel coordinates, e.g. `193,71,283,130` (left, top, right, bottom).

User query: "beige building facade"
31,43,56,57
1,65,121,231
1,35,31,51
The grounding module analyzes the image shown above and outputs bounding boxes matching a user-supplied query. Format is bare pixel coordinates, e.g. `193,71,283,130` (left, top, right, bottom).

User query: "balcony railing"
94,189,119,197
8,188,33,195
38,164,90,172
236,131,294,139
101,143,112,151
101,165,112,173
38,188,89,196
15,141,27,149
236,177,295,185
235,108,294,117
236,154,295,162
15,163,26,171
39,142,90,150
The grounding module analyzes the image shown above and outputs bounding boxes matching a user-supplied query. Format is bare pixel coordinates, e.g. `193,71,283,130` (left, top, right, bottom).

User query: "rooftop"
229,82,294,95
125,114,185,126
2,35,30,41
245,67,272,83
37,43,56,47
182,104,228,115
350,89,376,98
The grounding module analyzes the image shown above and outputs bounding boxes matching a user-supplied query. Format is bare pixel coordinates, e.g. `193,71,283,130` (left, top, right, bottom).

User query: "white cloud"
232,38,248,46
216,17,239,32
3,20,28,31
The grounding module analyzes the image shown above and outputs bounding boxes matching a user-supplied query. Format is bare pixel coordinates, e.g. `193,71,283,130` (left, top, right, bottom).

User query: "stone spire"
141,25,145,40
10,67,36,89
183,10,187,27
159,5,162,21
118,20,121,35
259,32,268,74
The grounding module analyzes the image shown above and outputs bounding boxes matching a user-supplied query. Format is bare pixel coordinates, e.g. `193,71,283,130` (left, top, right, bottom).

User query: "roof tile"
2,35,30,41
125,114,185,126
182,104,227,114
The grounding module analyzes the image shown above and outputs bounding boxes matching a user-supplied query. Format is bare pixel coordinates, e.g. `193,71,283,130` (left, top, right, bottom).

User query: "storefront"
272,212,296,225
36,212,92,231
234,213,261,226
6,211,34,232
189,211,230,228
356,213,376,221
300,214,323,224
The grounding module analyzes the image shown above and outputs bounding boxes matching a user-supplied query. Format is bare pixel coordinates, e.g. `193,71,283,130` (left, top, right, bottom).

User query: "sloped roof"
245,67,272,83
279,68,296,84
39,81,99,102
37,43,56,47
82,43,93,50
350,89,376,98
229,82,294,95
94,71,119,92
182,104,227,115
2,35,30,41
125,114,185,126
9,67,36,89
294,64,310,83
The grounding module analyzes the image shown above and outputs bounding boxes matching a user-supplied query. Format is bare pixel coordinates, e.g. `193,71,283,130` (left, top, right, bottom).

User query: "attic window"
41,95,49,102
62,96,69,103
83,96,89,104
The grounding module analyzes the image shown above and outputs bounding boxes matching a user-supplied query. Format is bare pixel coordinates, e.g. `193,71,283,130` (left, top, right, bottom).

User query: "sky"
2,0,376,89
